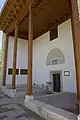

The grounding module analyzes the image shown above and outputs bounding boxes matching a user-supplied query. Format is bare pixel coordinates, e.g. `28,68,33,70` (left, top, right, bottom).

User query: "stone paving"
36,92,77,114
1,85,77,120
0,92,44,120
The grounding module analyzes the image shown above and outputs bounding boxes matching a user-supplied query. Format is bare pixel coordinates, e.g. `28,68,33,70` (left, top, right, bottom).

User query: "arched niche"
46,48,65,66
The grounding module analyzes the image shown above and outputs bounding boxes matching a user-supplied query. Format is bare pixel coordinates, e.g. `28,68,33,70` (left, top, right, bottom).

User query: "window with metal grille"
20,69,28,75
8,68,19,75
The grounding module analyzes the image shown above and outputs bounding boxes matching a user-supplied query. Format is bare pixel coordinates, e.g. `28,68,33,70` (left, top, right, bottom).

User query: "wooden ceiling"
0,0,71,40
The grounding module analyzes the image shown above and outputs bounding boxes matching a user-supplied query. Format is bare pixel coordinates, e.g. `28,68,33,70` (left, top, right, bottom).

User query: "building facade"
1,19,76,93
0,0,80,112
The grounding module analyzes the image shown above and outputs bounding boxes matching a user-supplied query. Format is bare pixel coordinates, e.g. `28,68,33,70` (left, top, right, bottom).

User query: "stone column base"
10,89,16,98
2,87,16,98
77,114,80,120
24,95,34,101
24,95,34,107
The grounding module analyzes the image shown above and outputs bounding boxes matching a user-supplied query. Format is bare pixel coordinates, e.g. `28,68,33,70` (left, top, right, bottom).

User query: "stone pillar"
70,0,80,114
27,5,33,96
12,24,18,90
2,33,9,87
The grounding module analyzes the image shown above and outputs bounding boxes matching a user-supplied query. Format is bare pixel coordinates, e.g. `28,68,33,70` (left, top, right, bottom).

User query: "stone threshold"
24,96,77,120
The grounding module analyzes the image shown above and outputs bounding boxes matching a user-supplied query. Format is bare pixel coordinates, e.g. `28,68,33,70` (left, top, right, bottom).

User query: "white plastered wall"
33,19,77,93
6,37,28,86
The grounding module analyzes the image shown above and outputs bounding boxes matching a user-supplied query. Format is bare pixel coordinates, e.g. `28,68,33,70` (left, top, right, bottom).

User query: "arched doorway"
46,48,65,92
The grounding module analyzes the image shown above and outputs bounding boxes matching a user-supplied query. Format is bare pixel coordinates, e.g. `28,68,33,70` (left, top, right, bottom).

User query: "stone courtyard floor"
0,86,53,120
15,85,77,114
36,92,77,114
0,92,44,120
0,85,77,120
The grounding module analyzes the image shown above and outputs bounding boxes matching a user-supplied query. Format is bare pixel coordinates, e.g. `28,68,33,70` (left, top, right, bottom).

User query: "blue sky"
0,0,6,12
0,0,6,48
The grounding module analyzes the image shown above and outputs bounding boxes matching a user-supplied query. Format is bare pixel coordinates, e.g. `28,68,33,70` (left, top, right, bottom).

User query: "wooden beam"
2,33,9,86
70,0,80,114
7,0,34,34
12,23,18,89
27,5,33,95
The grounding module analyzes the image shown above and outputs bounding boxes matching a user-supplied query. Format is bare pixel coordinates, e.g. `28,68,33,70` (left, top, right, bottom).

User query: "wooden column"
2,33,9,86
27,5,33,95
12,24,18,89
70,0,80,114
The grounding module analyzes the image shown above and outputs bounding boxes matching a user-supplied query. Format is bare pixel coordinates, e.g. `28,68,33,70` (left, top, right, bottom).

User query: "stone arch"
46,48,65,66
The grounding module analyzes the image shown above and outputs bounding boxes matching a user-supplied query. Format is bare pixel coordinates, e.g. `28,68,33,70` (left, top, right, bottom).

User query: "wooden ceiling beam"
33,0,58,16
7,0,34,33
11,11,70,40
0,0,28,32
34,13,70,39
1,1,16,22
0,0,71,40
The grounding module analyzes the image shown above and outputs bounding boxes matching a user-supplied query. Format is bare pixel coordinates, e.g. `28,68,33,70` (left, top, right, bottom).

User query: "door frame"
50,70,63,92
